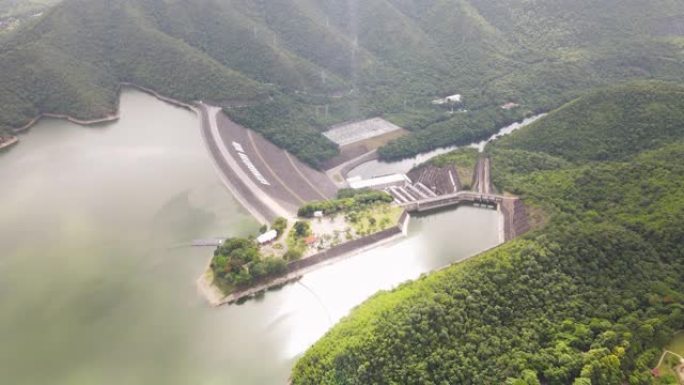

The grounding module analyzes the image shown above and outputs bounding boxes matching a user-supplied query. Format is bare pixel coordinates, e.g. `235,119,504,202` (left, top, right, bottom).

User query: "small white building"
432,94,462,105
445,94,462,103
256,229,278,245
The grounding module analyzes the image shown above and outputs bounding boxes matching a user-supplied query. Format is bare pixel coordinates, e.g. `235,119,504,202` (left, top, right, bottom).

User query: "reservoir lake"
0,90,500,385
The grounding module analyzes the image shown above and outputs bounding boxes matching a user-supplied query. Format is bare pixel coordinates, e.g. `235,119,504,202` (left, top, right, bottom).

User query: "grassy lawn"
349,204,403,237
656,332,684,384
667,332,684,355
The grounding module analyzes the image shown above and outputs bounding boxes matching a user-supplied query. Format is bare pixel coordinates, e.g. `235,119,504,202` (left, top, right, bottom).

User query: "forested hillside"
291,82,684,384
2,0,684,166
495,82,684,163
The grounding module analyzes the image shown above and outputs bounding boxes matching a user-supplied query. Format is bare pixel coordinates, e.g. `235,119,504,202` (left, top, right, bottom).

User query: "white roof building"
323,118,404,147
432,94,463,105
256,229,278,245
445,94,462,103
347,173,411,190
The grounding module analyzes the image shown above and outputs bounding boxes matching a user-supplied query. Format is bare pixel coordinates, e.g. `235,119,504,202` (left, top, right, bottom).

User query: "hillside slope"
291,82,684,385
496,82,684,163
2,0,684,167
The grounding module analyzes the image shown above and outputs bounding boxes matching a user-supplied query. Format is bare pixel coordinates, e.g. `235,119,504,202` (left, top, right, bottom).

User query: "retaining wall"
216,210,411,305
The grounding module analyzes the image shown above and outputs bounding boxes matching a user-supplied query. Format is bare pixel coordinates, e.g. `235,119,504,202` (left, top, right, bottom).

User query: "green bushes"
297,191,393,217
293,221,311,238
210,238,286,292
291,87,684,385
272,217,288,239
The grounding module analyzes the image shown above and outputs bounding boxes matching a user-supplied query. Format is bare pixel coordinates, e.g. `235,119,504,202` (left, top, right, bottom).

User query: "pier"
192,238,225,247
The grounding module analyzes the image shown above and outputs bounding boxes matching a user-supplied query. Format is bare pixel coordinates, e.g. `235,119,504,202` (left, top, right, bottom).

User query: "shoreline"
13,112,120,134
9,83,197,137
198,197,521,307
0,136,19,151
3,82,530,310
198,210,411,306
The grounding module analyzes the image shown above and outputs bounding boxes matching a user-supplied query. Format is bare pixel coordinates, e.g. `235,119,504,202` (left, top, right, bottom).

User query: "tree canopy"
4,0,684,166
291,81,684,385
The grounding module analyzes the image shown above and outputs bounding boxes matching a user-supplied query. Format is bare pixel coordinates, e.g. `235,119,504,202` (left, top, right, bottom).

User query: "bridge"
401,191,504,213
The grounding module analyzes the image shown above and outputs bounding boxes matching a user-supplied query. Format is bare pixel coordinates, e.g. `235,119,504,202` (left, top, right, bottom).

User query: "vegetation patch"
297,189,394,218
654,332,684,385
345,205,403,237
210,238,287,295
291,82,684,385
429,147,480,189
4,1,684,166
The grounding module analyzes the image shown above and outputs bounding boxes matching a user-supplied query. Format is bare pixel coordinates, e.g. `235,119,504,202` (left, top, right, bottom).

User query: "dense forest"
291,82,684,384
210,237,287,293
3,0,684,166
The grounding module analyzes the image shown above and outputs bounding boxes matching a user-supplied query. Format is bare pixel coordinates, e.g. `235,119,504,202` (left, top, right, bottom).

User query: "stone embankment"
500,197,530,241
407,164,461,195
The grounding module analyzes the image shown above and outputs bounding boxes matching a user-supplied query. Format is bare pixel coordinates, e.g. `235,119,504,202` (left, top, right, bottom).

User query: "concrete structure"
501,102,520,110
347,173,411,190
199,104,338,223
401,191,503,213
257,230,278,245
323,118,404,147
432,94,462,105
472,157,493,194
191,238,225,247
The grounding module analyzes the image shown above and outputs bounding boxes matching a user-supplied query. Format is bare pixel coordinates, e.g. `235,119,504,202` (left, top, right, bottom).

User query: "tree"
273,217,288,238
293,221,311,238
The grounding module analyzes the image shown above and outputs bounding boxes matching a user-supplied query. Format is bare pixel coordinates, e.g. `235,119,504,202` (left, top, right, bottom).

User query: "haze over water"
0,90,499,385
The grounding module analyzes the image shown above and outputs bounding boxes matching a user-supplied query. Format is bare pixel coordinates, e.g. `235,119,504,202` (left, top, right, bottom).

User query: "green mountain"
291,82,684,384
2,0,684,167
496,81,684,163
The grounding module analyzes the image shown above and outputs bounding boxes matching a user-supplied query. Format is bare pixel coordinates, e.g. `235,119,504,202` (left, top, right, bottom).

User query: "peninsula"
196,102,530,305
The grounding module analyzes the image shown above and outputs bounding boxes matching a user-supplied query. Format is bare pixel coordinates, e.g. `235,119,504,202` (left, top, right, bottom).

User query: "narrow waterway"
0,90,500,385
347,114,546,179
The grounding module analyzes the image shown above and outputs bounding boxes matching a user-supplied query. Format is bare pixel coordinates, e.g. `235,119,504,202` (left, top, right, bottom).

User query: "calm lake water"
0,90,500,385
